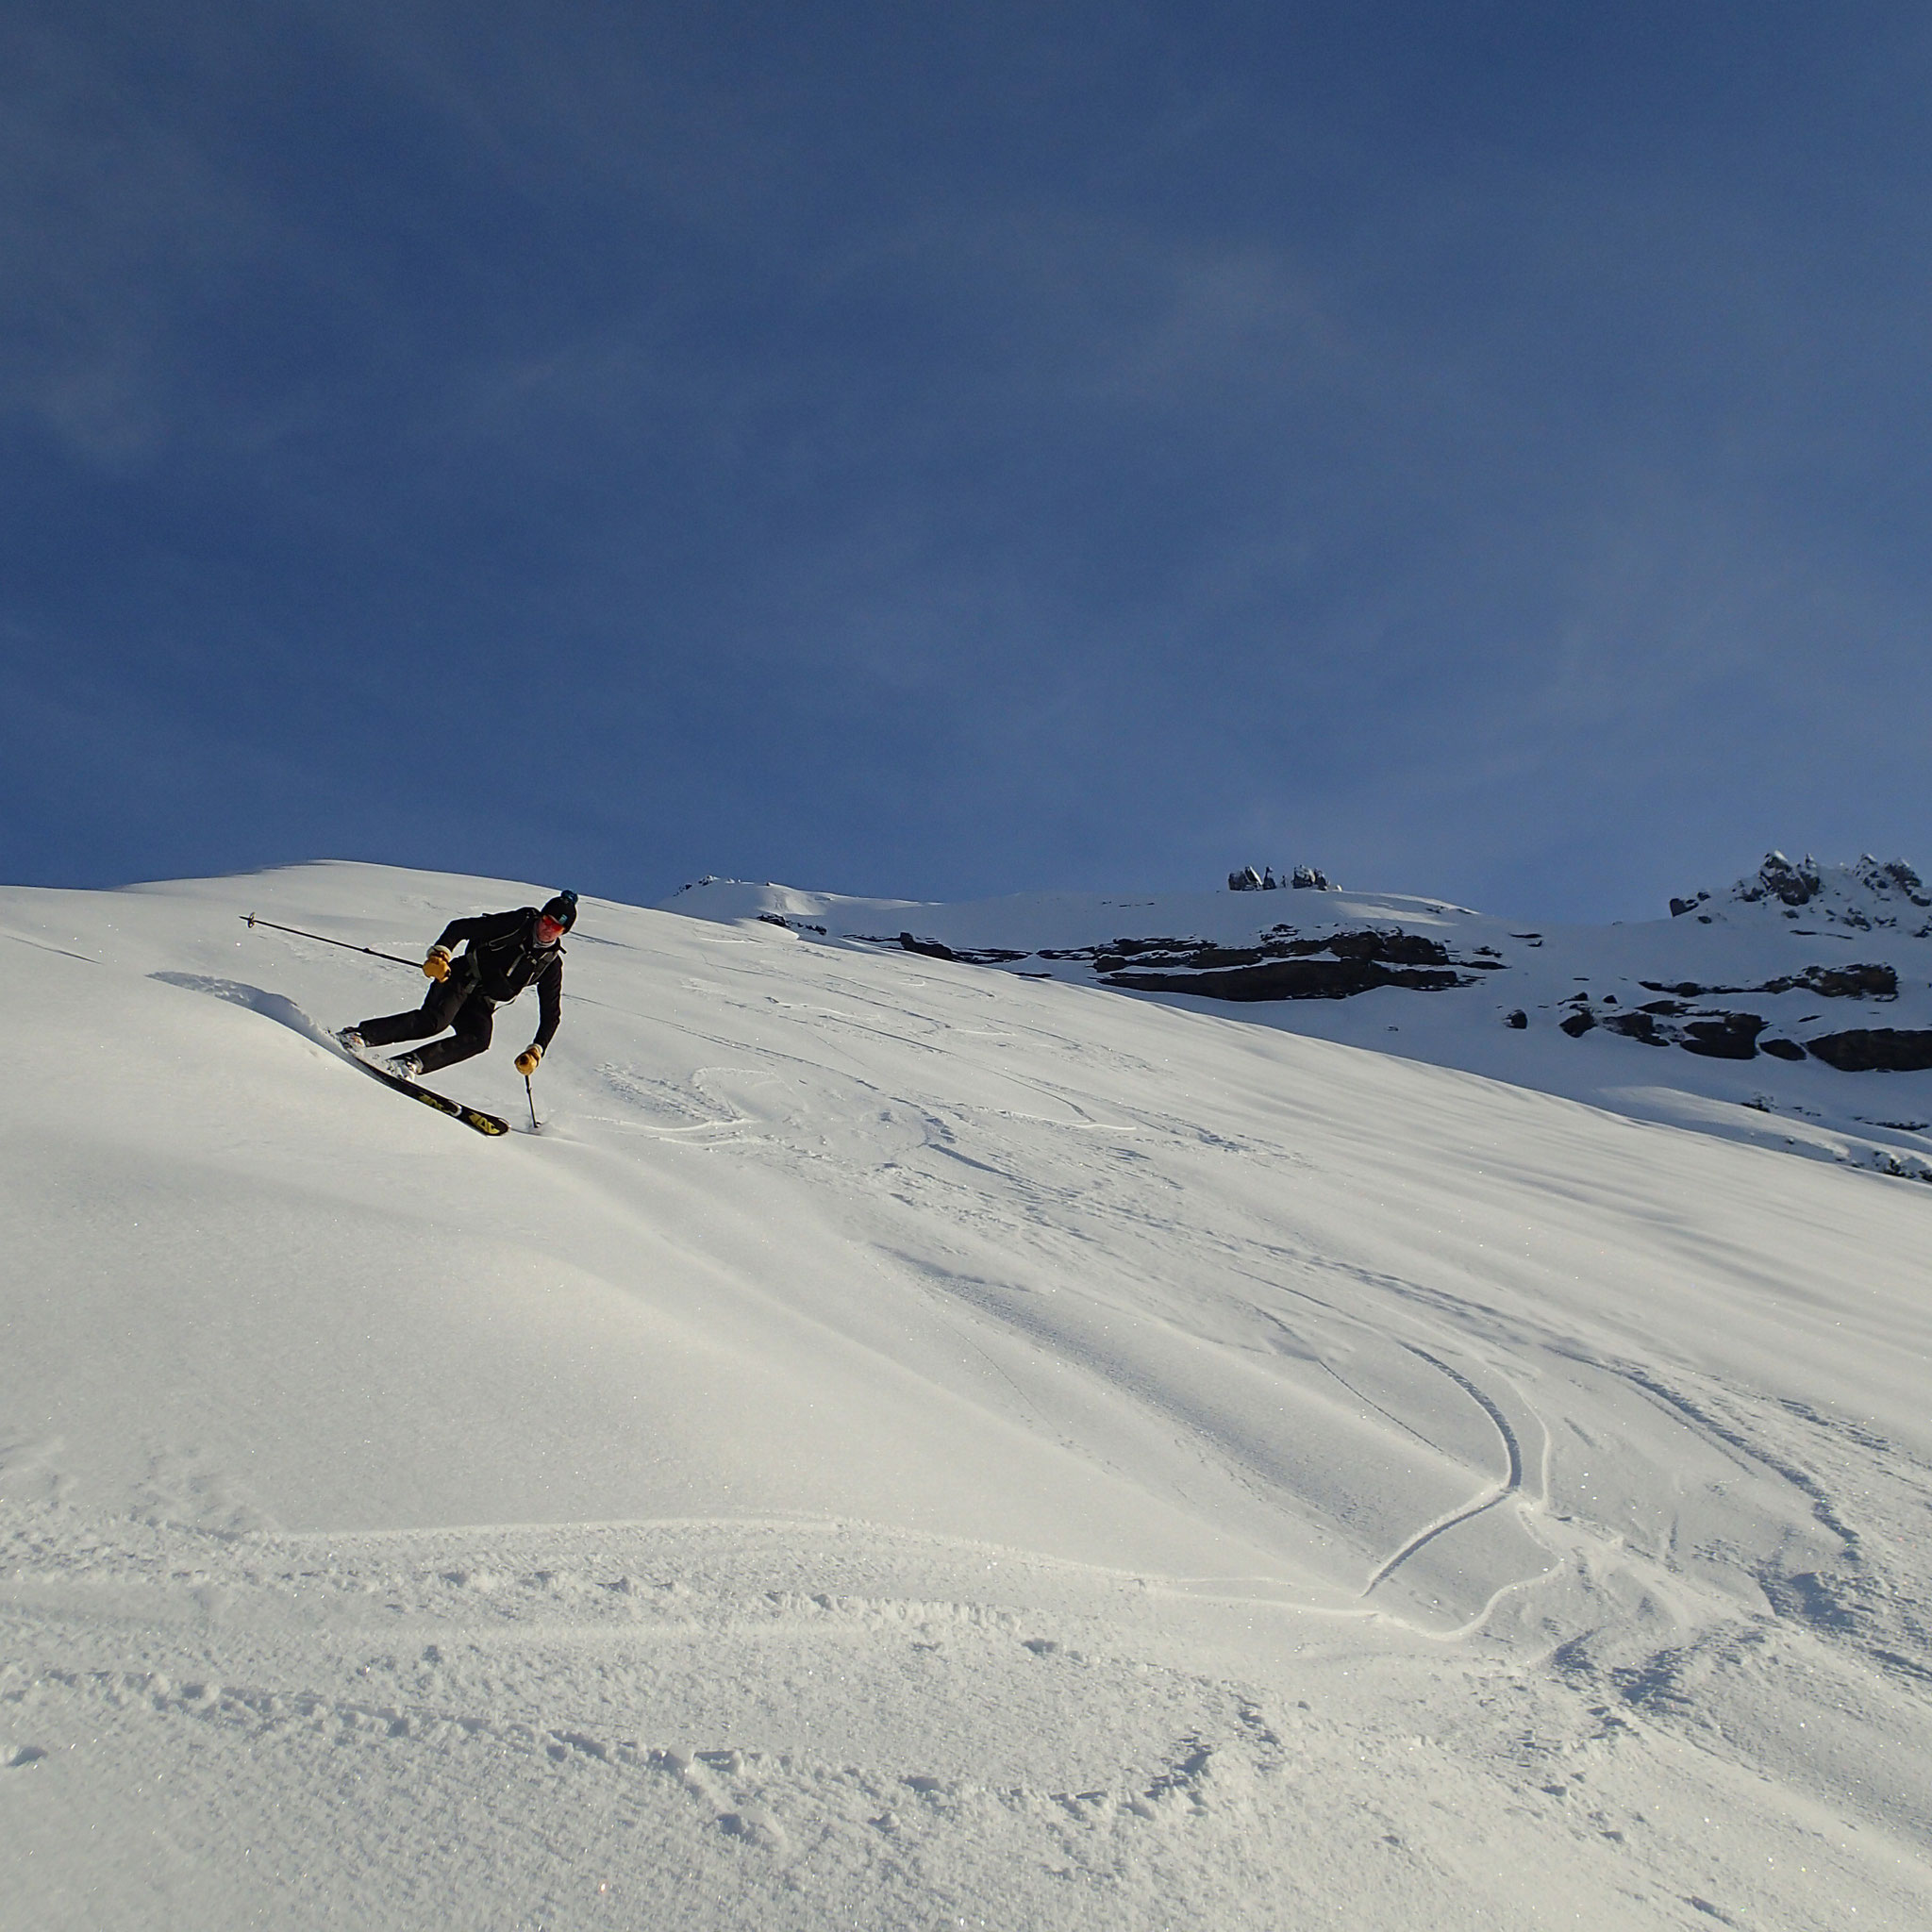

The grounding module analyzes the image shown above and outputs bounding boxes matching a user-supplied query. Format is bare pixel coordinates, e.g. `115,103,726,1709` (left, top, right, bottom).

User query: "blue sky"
4,2,1928,922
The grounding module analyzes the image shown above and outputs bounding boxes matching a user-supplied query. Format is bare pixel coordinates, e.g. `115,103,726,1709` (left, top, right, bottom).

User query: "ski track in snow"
3,861,1931,1929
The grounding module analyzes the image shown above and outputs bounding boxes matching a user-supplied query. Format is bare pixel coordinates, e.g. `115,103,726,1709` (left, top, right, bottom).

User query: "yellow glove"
424,945,453,981
515,1044,542,1076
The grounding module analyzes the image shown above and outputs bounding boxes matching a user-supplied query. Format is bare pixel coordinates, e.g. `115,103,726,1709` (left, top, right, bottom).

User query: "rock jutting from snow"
1640,962,1898,1000
1806,1028,1932,1074
1063,925,1489,1002
1107,956,1470,1002
1228,864,1335,891
1704,852,1932,935
1734,851,1825,908
1673,854,1930,930
894,932,1030,965
1678,1012,1771,1060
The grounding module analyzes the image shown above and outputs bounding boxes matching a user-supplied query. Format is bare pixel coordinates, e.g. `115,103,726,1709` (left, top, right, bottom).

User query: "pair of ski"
337,1035,514,1138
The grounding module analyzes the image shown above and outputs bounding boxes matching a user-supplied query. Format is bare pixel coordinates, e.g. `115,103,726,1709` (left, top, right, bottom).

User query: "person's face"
535,914,564,945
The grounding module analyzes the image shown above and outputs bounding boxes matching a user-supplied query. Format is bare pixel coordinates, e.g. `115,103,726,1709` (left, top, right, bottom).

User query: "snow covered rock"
1226,863,1335,891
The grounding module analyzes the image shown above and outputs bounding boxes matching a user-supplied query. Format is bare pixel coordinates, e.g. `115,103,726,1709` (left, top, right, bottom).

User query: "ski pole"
241,912,420,968
525,1074,539,1130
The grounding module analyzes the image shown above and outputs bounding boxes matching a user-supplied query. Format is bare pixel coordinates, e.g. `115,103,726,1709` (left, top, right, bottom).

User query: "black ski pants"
358,975,495,1074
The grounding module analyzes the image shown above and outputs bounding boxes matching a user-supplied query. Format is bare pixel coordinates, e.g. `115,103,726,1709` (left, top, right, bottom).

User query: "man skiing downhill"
341,891,577,1079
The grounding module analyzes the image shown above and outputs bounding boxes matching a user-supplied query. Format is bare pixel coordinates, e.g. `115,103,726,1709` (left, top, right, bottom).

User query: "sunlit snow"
3,860,1928,1928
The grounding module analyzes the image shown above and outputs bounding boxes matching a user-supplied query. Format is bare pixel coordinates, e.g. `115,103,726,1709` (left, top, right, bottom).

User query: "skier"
341,891,577,1080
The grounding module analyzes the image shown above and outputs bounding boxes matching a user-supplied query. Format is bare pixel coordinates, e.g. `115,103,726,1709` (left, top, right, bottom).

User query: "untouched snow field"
3,860,1929,1929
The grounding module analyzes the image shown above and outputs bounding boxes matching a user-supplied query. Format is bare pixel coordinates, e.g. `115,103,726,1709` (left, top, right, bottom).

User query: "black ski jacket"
433,908,565,1049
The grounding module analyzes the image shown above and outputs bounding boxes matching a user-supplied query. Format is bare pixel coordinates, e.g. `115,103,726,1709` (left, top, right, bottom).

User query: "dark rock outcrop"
1106,958,1470,1002
1018,921,1520,1008
1639,962,1897,1000
1099,941,1274,972
1759,1039,1807,1062
1229,864,1336,892
1589,1004,1768,1058
1852,856,1931,908
1806,1029,1932,1074
1784,963,1898,998
1081,927,1468,978
895,932,1033,965
1735,852,1824,908
1324,930,1453,966
1679,1013,1768,1059
1695,851,1930,929
1604,1011,1669,1046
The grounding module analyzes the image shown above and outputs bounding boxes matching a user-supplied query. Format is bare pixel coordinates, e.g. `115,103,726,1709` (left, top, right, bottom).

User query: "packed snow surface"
3,860,1929,1929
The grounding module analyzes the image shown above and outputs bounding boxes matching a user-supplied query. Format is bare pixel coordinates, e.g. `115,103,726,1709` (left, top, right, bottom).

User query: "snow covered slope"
3,860,1930,1930
669,850,1932,1186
